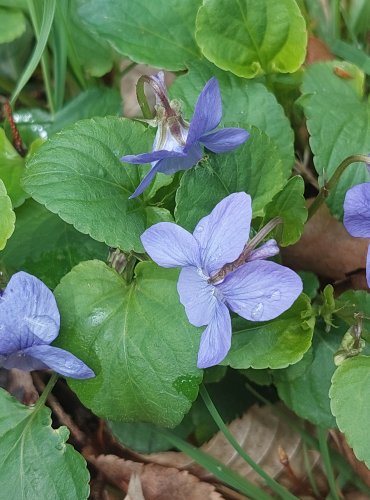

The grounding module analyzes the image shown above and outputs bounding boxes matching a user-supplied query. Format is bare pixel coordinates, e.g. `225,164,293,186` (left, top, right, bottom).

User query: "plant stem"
307,154,369,220
317,428,340,500
200,384,299,500
34,372,59,411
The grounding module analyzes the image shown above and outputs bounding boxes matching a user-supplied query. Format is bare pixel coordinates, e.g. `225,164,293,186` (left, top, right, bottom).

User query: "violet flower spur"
343,182,370,287
121,74,249,198
141,192,303,368
0,271,94,379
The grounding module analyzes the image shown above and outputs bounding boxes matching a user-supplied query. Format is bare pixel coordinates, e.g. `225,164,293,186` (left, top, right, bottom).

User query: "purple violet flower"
121,74,249,198
343,182,370,287
0,271,94,379
141,192,303,368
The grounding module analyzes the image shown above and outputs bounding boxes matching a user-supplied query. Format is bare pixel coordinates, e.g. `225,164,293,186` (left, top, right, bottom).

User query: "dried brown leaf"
305,35,333,65
6,368,38,405
332,430,370,490
281,201,370,285
125,472,145,500
140,405,320,491
87,454,223,500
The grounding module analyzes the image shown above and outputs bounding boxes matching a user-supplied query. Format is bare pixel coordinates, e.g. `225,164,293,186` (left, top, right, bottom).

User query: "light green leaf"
175,126,287,231
0,7,26,43
0,128,27,207
224,294,314,369
262,176,307,246
330,356,370,467
78,0,201,70
22,117,166,252
195,0,307,78
54,261,202,426
0,389,90,499
274,321,345,428
300,61,370,218
170,60,294,170
0,179,15,250
0,199,107,288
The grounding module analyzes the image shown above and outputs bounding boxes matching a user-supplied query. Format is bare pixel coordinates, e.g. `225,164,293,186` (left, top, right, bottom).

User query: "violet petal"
177,266,217,327
186,78,222,146
129,164,161,199
248,239,280,262
200,128,250,153
141,223,201,268
367,244,370,288
343,183,370,237
197,302,231,368
157,142,203,174
193,192,252,275
219,260,302,321
121,149,185,165
0,272,60,354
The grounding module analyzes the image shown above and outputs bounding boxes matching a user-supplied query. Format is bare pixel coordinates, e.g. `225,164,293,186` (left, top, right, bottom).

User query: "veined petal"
121,149,186,165
141,223,201,268
219,261,302,321
129,164,161,199
0,272,60,354
23,345,95,379
367,244,370,288
157,142,203,174
197,302,231,368
152,71,167,104
248,239,280,261
200,128,250,153
0,351,48,371
193,192,252,275
177,266,218,327
186,78,222,145
343,183,370,237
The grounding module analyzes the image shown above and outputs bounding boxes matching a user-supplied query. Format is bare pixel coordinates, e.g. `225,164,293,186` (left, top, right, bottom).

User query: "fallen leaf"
281,201,370,286
125,472,145,500
305,36,333,65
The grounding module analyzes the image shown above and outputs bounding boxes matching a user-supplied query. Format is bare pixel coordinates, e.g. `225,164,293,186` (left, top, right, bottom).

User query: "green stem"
121,62,137,78
34,372,58,411
136,76,154,119
200,385,299,500
317,428,340,500
307,154,369,220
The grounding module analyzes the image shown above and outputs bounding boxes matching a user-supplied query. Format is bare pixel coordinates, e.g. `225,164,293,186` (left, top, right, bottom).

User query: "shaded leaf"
0,179,15,250
0,7,26,44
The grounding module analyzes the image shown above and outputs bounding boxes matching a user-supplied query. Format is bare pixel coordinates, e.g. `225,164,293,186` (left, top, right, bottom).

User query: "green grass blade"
200,385,299,500
157,427,273,500
317,428,340,500
51,2,67,110
10,0,56,108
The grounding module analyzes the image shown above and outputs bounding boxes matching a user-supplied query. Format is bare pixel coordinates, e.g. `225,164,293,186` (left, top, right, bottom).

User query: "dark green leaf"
54,261,202,426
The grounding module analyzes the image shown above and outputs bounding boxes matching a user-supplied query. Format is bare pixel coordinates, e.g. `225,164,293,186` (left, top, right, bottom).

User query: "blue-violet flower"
343,182,370,287
121,74,249,198
141,192,303,368
0,271,94,379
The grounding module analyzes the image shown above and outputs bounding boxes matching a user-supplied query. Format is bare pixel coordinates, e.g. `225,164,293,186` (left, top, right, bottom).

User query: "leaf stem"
199,384,299,500
307,154,369,220
34,372,59,411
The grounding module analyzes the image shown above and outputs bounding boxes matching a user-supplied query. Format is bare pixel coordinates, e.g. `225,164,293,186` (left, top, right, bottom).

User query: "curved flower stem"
199,385,299,500
34,372,59,411
307,154,369,221
136,74,174,119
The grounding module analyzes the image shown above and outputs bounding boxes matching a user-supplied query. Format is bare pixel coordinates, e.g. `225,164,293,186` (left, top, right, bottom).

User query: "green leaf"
298,271,320,300
300,61,370,218
330,356,370,467
54,260,202,426
0,7,26,43
78,0,201,70
336,290,370,334
175,126,288,231
195,0,307,78
22,117,166,252
170,60,294,169
0,21,33,82
0,389,90,499
0,199,107,288
0,179,15,250
274,320,345,428
0,128,27,207
224,294,314,369
262,176,307,246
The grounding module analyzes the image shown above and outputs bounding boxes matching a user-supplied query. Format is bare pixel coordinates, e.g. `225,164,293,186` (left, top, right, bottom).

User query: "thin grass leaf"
318,428,340,500
51,1,67,110
157,428,273,500
10,0,56,107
